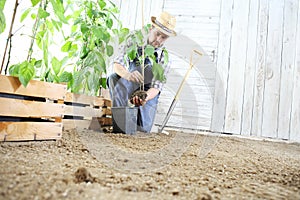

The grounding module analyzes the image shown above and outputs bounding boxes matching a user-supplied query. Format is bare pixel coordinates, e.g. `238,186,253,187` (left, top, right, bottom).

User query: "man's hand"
131,95,147,106
124,70,144,83
130,90,148,106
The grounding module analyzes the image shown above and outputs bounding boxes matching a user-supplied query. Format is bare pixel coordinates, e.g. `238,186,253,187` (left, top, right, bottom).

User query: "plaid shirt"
114,34,171,92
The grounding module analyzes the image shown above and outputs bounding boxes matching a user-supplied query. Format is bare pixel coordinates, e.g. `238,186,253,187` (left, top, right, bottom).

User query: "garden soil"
0,128,300,200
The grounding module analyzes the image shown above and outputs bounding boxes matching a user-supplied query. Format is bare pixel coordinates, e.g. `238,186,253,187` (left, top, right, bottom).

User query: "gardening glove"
124,70,144,83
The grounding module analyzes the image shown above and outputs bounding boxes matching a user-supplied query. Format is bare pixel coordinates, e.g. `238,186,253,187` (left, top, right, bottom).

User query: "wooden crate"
63,92,112,130
0,75,66,141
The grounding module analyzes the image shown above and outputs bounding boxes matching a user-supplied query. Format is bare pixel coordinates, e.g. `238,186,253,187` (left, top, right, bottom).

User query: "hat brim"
151,16,176,37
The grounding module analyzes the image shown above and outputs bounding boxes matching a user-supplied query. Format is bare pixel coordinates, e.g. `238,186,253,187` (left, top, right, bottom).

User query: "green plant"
63,0,129,95
7,0,70,87
125,25,169,86
0,0,6,34
2,0,128,96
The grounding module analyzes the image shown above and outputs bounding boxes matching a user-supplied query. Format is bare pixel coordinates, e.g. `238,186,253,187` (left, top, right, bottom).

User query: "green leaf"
91,26,103,38
80,45,89,59
46,71,55,82
100,77,106,88
106,18,113,29
71,72,84,93
46,20,54,33
126,45,137,61
80,23,89,35
163,48,169,64
19,61,35,87
0,9,5,34
51,19,62,31
0,0,6,10
36,30,45,49
152,62,166,82
144,45,154,57
61,41,72,52
49,0,68,24
84,50,106,73
42,31,49,68
135,30,144,46
34,60,42,68
30,13,36,20
106,45,113,57
98,0,106,10
9,64,20,76
91,26,110,43
31,0,40,7
51,57,61,75
143,24,151,33
59,71,72,83
38,8,50,19
118,28,129,44
20,8,32,22
87,72,96,93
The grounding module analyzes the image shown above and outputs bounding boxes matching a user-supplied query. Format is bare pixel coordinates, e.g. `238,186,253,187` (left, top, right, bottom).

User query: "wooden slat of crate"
102,107,112,115
0,122,62,141
64,105,104,118
0,75,66,100
64,92,111,106
0,97,64,118
63,92,112,130
62,119,92,130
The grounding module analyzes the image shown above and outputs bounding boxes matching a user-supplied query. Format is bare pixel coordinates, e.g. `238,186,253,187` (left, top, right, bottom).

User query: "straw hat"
151,11,176,36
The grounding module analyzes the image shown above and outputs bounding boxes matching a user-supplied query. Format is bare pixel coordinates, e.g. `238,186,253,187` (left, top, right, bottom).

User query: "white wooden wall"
212,0,300,142
113,0,220,131
113,0,300,142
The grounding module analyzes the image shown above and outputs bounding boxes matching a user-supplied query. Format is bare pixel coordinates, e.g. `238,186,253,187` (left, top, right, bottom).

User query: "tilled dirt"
0,128,299,200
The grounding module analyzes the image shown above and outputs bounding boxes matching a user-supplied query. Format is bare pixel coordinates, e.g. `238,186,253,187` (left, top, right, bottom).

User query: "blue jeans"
107,60,159,133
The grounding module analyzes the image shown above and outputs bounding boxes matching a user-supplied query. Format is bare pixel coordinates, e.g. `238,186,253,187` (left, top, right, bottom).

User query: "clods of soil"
0,128,299,200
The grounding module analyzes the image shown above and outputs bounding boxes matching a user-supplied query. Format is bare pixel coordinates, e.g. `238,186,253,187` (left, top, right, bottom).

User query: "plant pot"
111,107,138,134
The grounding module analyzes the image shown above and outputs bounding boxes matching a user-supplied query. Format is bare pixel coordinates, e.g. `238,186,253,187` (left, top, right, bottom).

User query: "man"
107,11,176,133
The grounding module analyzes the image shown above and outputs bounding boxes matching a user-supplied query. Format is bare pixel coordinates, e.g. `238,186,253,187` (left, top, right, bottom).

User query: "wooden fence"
212,0,300,142
115,0,300,142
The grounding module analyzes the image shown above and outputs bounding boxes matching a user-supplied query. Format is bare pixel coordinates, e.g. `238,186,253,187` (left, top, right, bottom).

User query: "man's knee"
107,73,120,89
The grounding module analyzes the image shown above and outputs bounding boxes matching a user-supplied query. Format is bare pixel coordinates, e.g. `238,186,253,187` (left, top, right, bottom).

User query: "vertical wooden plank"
224,0,250,134
278,0,299,139
118,0,138,30
150,0,164,17
241,0,259,136
134,0,153,29
145,0,153,21
211,0,234,132
251,0,269,137
134,0,141,30
290,1,300,142
261,0,284,138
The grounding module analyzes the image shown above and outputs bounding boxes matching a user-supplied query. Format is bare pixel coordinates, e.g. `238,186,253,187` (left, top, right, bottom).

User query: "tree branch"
1,0,19,74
